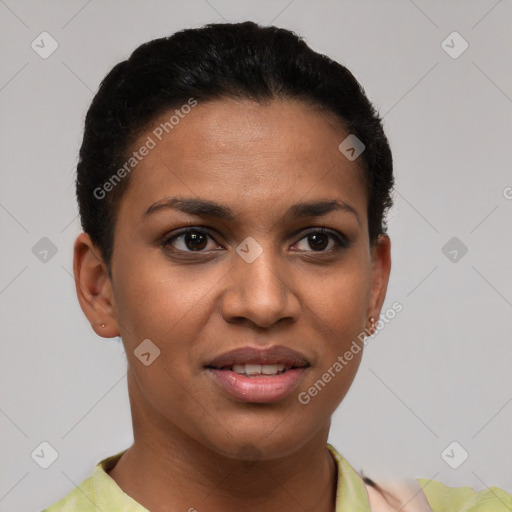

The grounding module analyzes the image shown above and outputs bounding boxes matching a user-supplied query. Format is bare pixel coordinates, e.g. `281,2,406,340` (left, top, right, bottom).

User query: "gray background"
0,1,511,510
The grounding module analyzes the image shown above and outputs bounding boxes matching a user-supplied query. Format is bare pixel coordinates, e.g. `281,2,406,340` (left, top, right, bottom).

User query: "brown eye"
294,228,349,253
163,229,218,252
307,232,329,251
183,231,208,250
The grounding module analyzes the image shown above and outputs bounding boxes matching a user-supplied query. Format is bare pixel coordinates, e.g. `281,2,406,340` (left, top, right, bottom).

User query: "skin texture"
74,98,391,512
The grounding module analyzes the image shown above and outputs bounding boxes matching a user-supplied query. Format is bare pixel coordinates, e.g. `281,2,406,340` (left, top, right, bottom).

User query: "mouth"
204,346,310,403
207,362,304,376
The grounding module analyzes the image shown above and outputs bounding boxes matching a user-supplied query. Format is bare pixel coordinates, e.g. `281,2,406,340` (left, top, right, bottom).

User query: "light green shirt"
43,444,511,511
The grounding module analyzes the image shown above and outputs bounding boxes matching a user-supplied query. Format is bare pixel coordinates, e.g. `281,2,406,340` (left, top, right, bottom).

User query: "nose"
220,244,300,330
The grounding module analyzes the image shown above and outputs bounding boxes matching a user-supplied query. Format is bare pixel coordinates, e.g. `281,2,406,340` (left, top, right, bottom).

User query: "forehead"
118,98,368,221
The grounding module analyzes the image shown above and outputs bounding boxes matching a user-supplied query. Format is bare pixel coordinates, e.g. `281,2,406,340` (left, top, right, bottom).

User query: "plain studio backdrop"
0,1,511,510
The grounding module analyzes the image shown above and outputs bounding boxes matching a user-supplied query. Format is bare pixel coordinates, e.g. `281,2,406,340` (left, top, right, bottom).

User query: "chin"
191,411,326,462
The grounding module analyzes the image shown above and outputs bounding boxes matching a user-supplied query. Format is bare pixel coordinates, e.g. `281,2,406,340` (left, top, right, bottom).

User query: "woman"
43,21,511,512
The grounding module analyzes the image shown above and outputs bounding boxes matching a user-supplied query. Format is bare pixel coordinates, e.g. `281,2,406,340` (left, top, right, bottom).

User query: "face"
75,98,390,460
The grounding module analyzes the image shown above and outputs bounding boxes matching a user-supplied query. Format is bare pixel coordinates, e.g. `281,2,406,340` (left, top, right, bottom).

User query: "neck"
108,374,338,512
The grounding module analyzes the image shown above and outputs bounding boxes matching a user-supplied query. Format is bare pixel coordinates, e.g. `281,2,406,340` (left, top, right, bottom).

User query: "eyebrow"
144,196,360,225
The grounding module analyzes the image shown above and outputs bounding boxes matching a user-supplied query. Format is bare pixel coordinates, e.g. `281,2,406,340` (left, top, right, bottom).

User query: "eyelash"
161,227,350,256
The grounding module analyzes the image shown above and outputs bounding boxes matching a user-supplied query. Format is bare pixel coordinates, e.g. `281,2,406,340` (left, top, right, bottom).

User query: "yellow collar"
87,444,372,511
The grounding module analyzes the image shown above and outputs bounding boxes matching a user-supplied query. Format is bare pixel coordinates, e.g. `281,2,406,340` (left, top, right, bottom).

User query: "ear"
73,232,119,338
367,234,392,322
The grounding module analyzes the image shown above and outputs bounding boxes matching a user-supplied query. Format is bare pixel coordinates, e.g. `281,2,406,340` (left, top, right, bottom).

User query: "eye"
293,228,349,253
162,228,220,252
162,227,349,255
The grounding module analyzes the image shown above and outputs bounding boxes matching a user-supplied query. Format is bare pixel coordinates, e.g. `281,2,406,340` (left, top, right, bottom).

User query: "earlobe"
367,234,392,322
73,232,120,338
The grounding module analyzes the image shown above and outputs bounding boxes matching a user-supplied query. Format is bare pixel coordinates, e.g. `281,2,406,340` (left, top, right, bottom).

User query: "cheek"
299,255,372,402
112,253,220,345
112,255,222,426
310,256,372,342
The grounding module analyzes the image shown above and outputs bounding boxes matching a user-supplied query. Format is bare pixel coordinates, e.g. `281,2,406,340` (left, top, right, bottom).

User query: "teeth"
230,363,286,376
262,364,285,374
245,364,261,375
232,364,246,374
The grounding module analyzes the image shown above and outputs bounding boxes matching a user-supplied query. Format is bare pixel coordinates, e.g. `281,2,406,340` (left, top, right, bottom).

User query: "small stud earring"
100,324,106,328
369,317,376,333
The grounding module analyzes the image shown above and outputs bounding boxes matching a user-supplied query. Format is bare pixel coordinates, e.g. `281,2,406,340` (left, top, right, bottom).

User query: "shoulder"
328,445,512,512
416,478,512,512
41,451,122,511
41,449,144,512
42,476,95,511
364,478,432,512
365,476,512,512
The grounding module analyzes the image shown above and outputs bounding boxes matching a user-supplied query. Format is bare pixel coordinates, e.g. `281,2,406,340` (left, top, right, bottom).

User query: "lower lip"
207,368,307,403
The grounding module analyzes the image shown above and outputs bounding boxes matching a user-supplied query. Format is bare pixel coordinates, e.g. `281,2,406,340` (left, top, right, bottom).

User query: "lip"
205,345,310,403
206,345,310,368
